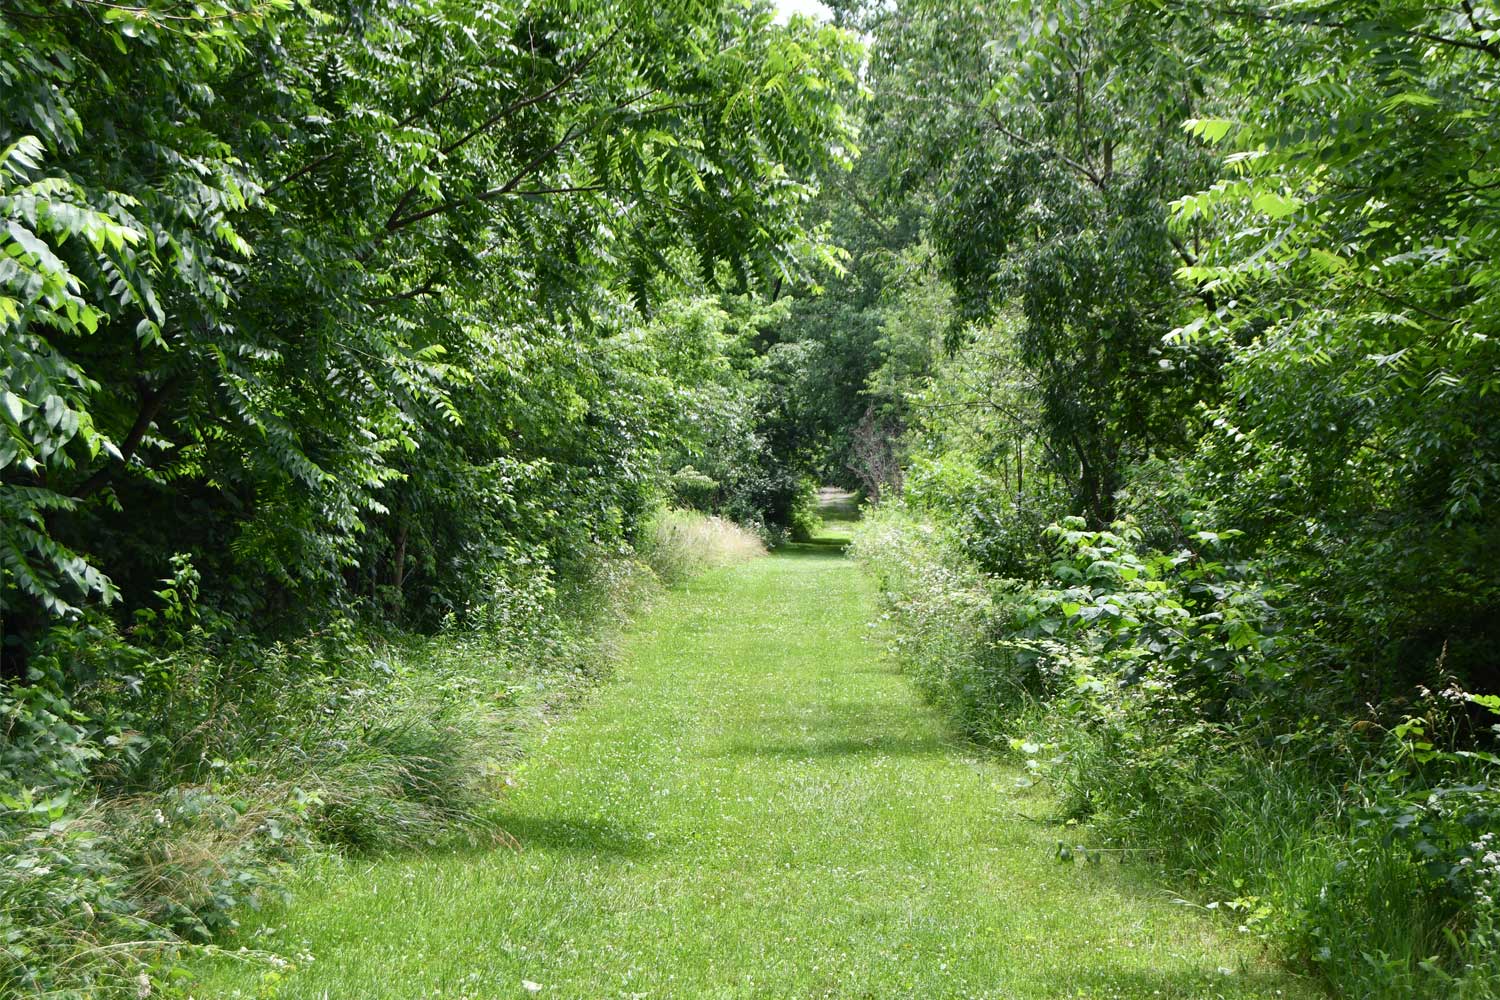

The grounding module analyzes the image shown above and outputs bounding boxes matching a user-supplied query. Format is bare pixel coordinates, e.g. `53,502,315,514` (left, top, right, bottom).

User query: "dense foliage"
775,0,1500,996
8,0,1500,995
0,1,855,993
1,0,857,630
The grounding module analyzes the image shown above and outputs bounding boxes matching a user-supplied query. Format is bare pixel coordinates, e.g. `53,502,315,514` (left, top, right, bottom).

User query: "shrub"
668,466,720,512
851,505,1035,738
903,454,1069,578
786,477,823,542
855,504,1500,999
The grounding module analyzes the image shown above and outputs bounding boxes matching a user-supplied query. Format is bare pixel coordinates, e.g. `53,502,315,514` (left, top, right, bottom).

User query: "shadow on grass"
1065,964,1319,999
767,486,862,558
724,733,951,760
775,539,849,559
816,487,860,522
485,813,667,859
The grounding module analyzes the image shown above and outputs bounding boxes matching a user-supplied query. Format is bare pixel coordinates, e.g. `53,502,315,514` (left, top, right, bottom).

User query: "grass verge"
2,557,656,998
188,526,1315,999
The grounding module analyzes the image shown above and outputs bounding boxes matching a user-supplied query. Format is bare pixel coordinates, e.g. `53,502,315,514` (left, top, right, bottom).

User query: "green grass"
793,487,858,552
194,522,1318,999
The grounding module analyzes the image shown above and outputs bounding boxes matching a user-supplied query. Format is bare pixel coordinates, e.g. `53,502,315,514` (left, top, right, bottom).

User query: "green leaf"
0,391,25,424
1183,117,1235,143
1251,191,1302,219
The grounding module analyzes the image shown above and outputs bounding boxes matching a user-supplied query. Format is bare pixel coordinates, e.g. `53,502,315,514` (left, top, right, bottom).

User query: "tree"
864,0,1219,523
0,0,861,637
1168,0,1500,689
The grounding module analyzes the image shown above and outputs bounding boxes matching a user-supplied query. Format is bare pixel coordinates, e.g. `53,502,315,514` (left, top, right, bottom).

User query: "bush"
781,477,822,542
903,454,1069,578
1,798,171,999
668,466,720,512
851,504,1035,738
855,504,1500,999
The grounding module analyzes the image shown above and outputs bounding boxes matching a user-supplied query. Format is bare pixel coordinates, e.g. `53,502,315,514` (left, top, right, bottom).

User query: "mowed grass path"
202,528,1317,999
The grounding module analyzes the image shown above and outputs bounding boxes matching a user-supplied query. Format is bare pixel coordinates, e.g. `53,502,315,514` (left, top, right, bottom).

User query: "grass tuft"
636,508,767,585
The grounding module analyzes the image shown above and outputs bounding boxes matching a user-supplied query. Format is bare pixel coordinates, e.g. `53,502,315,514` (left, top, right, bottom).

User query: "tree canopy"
1,0,860,631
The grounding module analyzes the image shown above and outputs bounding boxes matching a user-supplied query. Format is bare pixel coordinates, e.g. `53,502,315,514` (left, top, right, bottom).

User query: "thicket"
792,0,1500,996
1,0,852,994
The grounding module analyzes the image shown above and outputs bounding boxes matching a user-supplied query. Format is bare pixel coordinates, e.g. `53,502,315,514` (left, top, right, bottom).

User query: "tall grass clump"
853,504,1500,999
0,555,656,999
636,508,767,586
852,507,1034,737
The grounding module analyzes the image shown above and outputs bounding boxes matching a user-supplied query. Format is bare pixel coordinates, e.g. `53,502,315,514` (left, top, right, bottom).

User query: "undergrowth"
854,503,1500,1000
635,508,767,585
1,554,662,998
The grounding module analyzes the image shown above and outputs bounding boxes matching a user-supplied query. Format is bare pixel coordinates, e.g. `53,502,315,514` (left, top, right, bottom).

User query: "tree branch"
369,273,444,304
72,374,182,500
269,83,461,194
385,124,591,231
1169,233,1217,311
440,24,623,157
988,114,1107,191
1199,2,1500,61
381,25,623,231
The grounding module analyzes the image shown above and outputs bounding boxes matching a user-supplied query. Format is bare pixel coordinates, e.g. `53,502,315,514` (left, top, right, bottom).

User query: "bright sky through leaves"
776,0,831,22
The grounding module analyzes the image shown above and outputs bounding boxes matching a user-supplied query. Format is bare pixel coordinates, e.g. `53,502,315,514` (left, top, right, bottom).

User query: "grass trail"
201,510,1317,999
